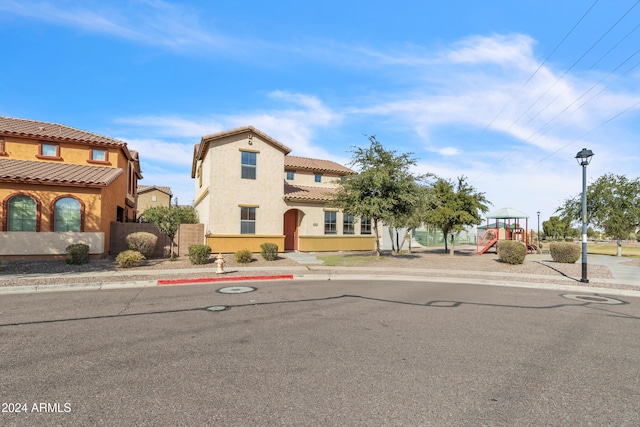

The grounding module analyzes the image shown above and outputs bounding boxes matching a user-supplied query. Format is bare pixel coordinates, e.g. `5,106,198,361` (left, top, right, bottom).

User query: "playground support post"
575,148,594,283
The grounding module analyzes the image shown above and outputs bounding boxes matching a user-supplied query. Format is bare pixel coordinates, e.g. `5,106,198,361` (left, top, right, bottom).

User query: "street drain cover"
217,286,256,294
206,305,229,312
562,294,625,305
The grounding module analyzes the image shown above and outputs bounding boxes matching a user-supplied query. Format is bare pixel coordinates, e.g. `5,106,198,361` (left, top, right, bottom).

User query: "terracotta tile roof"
138,185,173,196
0,116,127,147
0,158,123,187
284,155,355,175
283,183,338,202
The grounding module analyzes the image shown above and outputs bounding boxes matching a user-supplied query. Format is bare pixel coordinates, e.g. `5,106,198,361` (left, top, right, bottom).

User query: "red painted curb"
157,275,294,286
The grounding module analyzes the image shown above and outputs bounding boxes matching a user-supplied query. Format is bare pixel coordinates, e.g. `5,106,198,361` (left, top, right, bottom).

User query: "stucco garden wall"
0,232,105,256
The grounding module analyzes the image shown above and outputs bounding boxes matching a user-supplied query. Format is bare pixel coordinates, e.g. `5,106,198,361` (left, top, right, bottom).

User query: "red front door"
284,210,298,251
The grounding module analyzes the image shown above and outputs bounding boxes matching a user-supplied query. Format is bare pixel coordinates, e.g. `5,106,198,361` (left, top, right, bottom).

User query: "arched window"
7,195,37,231
54,197,81,232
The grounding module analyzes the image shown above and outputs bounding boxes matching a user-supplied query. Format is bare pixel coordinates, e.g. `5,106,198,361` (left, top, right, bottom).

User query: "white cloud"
115,90,344,167
435,147,460,156
0,0,230,52
115,116,224,138
446,34,538,69
123,138,194,167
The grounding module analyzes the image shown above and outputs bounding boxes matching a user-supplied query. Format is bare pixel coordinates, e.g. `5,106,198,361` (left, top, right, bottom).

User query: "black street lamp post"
537,211,540,252
575,148,594,283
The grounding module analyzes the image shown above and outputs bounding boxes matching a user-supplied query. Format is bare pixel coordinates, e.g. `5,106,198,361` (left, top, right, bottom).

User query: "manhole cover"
206,305,229,312
217,286,257,294
562,294,625,305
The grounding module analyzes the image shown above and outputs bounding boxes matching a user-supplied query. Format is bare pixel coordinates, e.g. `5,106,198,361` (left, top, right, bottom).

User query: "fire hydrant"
215,253,226,274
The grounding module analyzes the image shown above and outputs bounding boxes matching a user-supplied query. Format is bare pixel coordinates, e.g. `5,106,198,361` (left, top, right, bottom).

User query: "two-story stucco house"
191,126,375,253
137,185,173,216
0,116,142,257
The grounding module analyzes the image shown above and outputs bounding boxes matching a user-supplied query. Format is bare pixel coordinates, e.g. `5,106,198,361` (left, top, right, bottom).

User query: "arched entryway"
283,209,301,251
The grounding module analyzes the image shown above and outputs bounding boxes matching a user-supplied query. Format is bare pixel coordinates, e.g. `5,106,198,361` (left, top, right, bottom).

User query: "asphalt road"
1,279,639,426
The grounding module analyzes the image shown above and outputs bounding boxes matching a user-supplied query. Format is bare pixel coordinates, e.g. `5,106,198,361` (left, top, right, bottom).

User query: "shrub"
260,242,279,261
188,244,212,265
234,249,253,264
550,242,580,263
126,232,158,258
116,250,145,268
497,241,527,265
65,243,90,265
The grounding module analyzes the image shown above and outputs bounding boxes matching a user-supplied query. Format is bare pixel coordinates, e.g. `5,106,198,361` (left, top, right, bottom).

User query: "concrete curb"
3,272,639,299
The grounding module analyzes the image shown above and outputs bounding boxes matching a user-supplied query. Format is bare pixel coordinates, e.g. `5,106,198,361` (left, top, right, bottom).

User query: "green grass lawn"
316,253,379,266
541,243,640,258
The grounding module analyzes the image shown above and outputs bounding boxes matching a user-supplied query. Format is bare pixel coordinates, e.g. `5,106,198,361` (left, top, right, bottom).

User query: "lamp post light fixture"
575,148,594,283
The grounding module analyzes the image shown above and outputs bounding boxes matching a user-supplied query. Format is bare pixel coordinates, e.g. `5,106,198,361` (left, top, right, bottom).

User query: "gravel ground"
1,246,638,291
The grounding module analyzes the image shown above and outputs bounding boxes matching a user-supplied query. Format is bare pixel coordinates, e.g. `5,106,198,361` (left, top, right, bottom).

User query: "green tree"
387,183,436,253
141,205,199,257
332,135,424,255
542,216,572,240
426,176,490,255
557,173,640,256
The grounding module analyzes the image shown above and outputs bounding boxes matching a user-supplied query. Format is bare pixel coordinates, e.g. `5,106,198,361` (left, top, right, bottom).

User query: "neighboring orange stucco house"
0,116,142,257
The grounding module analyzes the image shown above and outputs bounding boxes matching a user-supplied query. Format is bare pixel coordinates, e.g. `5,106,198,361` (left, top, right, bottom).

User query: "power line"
505,0,640,132
481,0,600,133
525,96,640,169
472,0,600,181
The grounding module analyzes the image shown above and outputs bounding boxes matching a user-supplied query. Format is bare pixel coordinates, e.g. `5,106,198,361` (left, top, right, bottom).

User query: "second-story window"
314,174,322,183
241,151,257,180
91,149,107,162
38,142,60,159
286,171,294,180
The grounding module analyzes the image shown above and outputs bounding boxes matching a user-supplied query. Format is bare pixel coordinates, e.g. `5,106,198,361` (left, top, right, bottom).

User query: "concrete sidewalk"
1,254,638,296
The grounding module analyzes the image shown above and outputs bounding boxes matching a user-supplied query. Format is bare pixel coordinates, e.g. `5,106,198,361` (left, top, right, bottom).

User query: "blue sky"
2,0,639,227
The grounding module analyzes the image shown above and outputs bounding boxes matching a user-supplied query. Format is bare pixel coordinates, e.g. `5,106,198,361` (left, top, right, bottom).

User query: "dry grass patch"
588,244,640,258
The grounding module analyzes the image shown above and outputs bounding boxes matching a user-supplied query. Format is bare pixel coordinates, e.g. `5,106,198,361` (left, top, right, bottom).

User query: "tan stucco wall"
289,202,370,237
284,169,342,187
197,132,287,235
0,232,105,255
138,190,172,214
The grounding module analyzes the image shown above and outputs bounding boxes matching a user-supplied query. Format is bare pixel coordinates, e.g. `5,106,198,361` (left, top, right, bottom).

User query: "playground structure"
476,207,538,255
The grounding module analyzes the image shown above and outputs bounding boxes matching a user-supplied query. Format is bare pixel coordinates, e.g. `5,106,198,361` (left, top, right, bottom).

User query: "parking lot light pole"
575,148,594,283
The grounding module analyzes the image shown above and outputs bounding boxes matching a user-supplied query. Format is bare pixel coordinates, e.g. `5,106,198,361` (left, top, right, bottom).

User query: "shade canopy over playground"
486,207,529,219
477,207,537,254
